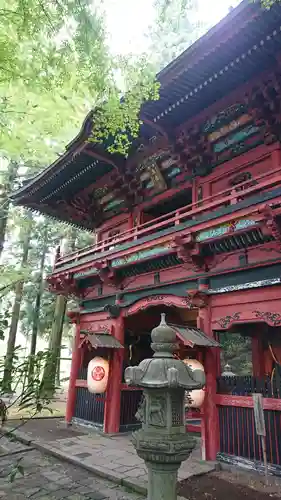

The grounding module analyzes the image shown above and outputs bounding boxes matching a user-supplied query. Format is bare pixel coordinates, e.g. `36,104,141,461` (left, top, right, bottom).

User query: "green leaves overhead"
0,0,160,162
259,0,281,9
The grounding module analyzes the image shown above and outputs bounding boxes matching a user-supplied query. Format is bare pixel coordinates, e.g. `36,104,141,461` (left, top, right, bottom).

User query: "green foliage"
8,458,24,483
0,264,30,297
259,0,281,8
219,332,253,375
148,0,205,70
0,0,160,161
0,346,56,411
0,346,57,480
0,311,8,341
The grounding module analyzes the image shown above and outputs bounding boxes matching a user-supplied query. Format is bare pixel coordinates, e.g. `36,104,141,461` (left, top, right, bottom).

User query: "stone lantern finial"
151,313,179,358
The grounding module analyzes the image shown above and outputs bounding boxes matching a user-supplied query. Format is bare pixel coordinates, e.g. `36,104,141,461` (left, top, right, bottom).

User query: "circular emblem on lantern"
91,366,105,381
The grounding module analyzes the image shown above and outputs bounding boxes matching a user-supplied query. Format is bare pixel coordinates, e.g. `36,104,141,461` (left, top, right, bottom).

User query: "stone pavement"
4,418,215,495
0,444,145,499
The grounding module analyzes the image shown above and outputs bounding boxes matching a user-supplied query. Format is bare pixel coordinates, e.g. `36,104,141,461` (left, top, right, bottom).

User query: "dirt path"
178,471,281,500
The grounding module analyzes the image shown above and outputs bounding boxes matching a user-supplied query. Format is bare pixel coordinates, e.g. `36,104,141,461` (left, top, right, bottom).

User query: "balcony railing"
54,165,281,272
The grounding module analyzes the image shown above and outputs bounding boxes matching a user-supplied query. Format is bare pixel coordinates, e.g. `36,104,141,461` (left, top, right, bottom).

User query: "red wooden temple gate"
10,1,281,474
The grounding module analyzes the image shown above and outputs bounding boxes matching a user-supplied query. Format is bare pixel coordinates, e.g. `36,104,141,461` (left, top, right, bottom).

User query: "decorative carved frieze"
253,310,281,327
216,312,241,329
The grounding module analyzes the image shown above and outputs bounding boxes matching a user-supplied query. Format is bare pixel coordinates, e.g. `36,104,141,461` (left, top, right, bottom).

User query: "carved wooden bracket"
171,235,209,271
67,309,80,322
175,123,215,175
187,289,209,308
111,170,141,208
54,190,102,228
103,304,121,318
94,260,120,287
47,273,80,297
259,204,281,244
244,73,281,144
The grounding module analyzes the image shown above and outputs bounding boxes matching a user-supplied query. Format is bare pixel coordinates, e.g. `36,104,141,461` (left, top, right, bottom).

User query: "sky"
104,0,242,56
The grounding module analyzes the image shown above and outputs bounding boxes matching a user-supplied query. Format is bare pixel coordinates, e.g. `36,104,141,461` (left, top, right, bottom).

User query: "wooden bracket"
244,72,281,144
187,289,209,308
47,273,80,297
259,204,281,244
172,235,209,271
94,260,120,287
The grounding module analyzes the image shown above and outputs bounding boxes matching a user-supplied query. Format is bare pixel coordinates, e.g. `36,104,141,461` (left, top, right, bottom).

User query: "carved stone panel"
147,393,167,428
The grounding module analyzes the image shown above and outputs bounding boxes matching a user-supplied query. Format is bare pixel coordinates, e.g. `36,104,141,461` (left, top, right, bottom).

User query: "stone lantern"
125,313,205,500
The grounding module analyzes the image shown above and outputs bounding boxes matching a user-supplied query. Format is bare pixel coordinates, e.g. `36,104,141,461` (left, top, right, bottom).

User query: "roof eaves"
156,0,256,89
10,111,94,201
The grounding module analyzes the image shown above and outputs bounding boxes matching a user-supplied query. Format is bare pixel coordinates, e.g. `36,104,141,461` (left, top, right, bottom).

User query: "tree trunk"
41,228,76,397
56,347,61,387
0,161,19,257
41,294,67,397
2,212,33,393
28,229,48,383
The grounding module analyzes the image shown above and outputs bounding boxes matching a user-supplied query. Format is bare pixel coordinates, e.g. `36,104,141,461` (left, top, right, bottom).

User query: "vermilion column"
197,281,219,462
252,329,265,377
65,316,81,425
104,314,124,433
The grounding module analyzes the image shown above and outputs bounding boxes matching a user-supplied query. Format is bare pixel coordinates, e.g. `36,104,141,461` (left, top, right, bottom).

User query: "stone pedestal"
146,462,179,500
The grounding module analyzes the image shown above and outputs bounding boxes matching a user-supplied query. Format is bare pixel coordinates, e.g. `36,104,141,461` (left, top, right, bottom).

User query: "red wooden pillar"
104,314,124,433
65,314,81,425
202,348,219,461
252,329,265,377
197,281,219,461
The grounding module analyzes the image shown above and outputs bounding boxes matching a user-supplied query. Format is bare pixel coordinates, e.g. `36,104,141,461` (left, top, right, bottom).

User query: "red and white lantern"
87,357,109,394
183,358,205,409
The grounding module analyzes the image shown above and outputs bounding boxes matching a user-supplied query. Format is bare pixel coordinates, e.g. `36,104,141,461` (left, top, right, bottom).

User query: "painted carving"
253,311,281,327
80,323,111,334
229,171,253,187
208,114,252,143
125,295,192,317
177,100,264,176
216,313,241,329
202,103,246,134
111,243,171,268
196,219,257,243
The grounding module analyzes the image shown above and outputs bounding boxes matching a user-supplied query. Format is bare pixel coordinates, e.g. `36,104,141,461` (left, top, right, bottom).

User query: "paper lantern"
183,358,205,409
87,357,109,394
183,358,204,372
